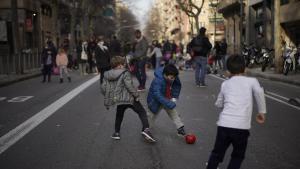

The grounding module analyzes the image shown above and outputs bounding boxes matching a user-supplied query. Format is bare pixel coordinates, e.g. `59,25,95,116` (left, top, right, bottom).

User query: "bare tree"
144,7,162,41
176,0,205,34
117,6,139,43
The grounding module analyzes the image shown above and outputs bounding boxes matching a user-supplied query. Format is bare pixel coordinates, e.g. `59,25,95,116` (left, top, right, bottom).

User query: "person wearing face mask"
95,36,111,84
147,64,186,137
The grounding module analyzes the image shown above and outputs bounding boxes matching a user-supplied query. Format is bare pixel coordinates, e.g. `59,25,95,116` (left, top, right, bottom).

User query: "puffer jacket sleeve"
123,71,139,98
152,79,176,109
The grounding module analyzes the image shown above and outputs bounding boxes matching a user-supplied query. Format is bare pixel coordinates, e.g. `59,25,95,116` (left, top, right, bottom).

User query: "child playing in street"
56,48,71,83
147,64,186,137
101,56,156,142
206,54,267,169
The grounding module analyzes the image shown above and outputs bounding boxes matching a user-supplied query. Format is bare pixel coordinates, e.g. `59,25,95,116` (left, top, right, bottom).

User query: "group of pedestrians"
99,27,267,169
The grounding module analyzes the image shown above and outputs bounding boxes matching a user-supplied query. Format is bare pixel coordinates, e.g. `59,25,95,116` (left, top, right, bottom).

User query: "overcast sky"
121,0,154,29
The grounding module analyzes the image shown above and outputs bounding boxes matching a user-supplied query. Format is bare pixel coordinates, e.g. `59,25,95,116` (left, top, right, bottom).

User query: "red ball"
185,134,196,144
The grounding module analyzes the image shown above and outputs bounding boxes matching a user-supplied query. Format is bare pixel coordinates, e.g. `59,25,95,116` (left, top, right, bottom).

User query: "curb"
0,73,41,88
246,71,300,87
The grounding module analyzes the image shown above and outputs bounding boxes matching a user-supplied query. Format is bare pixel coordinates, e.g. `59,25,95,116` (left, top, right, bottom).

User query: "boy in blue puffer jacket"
147,64,186,136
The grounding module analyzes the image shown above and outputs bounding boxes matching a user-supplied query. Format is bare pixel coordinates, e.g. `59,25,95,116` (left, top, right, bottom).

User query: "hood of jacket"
104,68,126,81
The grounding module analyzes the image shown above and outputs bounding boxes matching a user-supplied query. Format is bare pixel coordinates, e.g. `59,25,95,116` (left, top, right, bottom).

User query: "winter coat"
56,53,68,66
133,37,148,59
190,35,212,57
95,44,111,69
101,68,139,108
147,67,181,114
41,47,56,66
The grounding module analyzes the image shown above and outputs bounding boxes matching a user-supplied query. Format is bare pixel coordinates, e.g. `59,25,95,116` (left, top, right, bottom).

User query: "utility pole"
11,0,21,74
274,0,282,73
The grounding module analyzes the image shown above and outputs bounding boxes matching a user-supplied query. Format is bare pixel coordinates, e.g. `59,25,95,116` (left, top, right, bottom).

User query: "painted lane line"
209,74,299,110
265,94,300,111
0,76,99,155
265,91,289,101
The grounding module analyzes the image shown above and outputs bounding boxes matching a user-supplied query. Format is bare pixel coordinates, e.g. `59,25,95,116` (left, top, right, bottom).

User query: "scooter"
261,47,274,72
282,45,297,75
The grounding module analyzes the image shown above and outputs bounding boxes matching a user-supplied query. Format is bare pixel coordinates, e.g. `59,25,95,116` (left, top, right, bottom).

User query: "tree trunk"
194,14,200,34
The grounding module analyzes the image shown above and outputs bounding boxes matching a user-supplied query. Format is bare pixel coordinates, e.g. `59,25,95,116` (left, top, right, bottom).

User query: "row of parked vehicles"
241,43,300,75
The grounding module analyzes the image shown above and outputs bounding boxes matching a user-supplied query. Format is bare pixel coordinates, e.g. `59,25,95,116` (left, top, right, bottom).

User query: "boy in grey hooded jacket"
101,56,156,142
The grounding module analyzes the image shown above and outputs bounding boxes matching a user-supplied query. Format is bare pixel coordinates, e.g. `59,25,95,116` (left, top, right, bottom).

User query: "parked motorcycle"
241,43,252,67
282,45,297,75
261,47,274,72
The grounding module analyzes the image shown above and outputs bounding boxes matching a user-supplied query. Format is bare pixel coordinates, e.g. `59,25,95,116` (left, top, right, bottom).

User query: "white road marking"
264,94,300,111
0,97,6,101
209,74,300,110
0,76,99,155
265,91,289,101
7,96,33,102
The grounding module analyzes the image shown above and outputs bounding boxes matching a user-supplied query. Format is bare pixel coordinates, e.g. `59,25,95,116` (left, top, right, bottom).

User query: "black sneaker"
111,132,121,140
177,126,186,137
141,128,156,142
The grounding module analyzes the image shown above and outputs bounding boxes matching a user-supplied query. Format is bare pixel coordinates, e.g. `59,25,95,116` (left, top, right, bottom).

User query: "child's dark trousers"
115,101,149,133
207,126,250,169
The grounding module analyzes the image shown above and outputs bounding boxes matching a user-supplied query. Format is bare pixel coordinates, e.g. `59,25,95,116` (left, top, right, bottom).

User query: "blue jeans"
194,56,208,85
136,59,146,88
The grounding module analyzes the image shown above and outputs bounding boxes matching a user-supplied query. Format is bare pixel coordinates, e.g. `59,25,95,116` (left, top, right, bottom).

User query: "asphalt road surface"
0,70,299,169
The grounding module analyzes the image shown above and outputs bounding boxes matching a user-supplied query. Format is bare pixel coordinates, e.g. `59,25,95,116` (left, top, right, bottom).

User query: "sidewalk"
0,69,41,87
246,67,300,86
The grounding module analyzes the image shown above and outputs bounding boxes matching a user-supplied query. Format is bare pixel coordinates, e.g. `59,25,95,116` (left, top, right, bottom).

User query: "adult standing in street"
41,41,56,83
190,27,212,87
219,38,228,71
109,35,122,57
78,40,89,75
133,29,148,91
95,36,111,84
149,41,163,69
87,36,98,74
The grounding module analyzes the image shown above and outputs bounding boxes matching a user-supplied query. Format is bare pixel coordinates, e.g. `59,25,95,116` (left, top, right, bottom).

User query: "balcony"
280,1,300,23
218,0,240,14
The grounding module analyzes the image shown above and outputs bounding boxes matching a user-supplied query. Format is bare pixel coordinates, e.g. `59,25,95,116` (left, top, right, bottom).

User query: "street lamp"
210,0,219,44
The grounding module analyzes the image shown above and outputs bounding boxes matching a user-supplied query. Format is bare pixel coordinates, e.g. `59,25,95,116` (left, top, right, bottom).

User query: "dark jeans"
207,126,250,169
114,101,149,133
135,59,146,88
42,64,52,82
